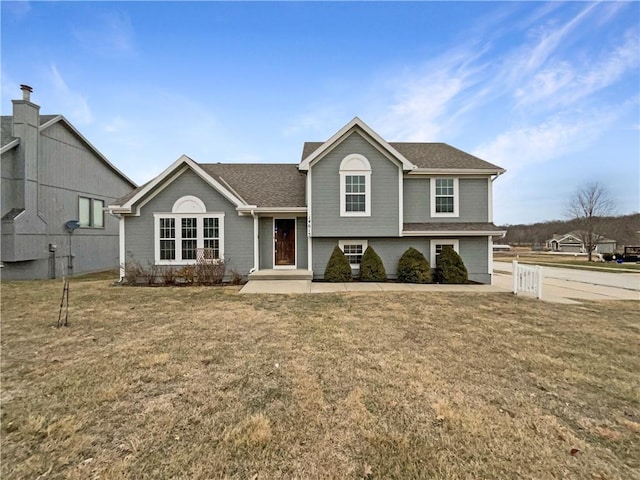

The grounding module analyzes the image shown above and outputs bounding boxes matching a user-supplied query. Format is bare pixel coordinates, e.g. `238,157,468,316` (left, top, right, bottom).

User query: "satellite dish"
65,220,80,232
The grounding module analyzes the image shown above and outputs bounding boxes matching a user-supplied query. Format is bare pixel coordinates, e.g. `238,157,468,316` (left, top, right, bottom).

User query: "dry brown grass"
1,277,639,479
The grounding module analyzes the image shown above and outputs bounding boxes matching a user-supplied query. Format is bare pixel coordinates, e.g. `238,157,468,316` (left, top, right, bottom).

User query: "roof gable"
110,155,247,213
1,114,136,187
298,117,416,172
300,122,505,174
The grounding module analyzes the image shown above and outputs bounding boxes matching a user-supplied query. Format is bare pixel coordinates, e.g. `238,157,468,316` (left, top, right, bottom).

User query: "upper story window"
154,195,224,265
430,178,459,217
79,196,104,228
340,154,371,217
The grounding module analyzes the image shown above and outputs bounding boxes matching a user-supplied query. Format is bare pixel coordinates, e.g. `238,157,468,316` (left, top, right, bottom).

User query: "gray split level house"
109,117,506,284
1,85,136,280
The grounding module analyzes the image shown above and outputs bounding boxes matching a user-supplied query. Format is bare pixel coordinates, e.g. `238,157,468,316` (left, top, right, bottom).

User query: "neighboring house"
1,85,136,280
546,232,616,254
109,117,506,284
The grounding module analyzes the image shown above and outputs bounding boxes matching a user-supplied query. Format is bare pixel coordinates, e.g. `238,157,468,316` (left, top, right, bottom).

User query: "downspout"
249,209,259,273
489,170,506,284
118,213,125,282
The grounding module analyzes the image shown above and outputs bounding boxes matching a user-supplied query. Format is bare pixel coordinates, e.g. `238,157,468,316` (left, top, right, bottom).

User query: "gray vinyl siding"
125,168,253,275
259,217,273,270
258,216,308,270
457,237,490,284
1,121,133,280
403,177,489,223
310,132,400,237
403,178,429,223
312,236,491,283
39,124,126,197
1,148,18,216
296,217,308,270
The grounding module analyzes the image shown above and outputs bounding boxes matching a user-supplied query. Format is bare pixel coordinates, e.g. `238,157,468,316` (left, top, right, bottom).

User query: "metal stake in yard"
57,220,80,327
57,276,70,328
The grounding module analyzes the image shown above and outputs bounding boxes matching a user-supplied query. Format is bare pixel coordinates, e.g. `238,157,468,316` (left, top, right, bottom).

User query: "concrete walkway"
240,279,511,295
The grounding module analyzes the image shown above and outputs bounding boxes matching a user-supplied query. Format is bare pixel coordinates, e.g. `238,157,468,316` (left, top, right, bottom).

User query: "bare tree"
566,182,614,261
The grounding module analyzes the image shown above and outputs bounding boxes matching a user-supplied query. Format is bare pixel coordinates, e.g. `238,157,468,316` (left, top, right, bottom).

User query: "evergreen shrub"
324,245,353,282
436,246,468,284
359,246,387,282
397,247,431,284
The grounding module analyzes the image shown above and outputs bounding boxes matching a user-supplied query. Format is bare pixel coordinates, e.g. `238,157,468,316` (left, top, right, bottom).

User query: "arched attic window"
339,154,371,217
172,195,207,213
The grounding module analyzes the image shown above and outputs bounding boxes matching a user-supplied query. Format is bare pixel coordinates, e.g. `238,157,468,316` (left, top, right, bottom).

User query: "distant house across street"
1,85,136,280
546,232,616,254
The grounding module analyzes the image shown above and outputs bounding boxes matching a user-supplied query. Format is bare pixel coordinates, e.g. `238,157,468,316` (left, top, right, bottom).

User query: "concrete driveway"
493,261,640,303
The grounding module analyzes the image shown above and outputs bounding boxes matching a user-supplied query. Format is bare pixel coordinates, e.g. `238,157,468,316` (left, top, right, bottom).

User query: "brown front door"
274,219,295,266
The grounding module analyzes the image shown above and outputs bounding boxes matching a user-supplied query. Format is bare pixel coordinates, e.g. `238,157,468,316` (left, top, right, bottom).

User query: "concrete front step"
248,269,313,281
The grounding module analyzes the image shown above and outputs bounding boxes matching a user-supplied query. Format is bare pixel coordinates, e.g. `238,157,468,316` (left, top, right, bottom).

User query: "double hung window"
340,154,371,217
430,178,459,217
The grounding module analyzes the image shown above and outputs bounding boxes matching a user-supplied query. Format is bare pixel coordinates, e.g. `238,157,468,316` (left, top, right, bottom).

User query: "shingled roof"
301,141,503,171
1,115,58,148
201,163,306,208
113,162,306,209
403,222,505,234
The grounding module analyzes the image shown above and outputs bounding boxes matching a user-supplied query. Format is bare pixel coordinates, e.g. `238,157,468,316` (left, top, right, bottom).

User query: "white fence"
512,260,543,299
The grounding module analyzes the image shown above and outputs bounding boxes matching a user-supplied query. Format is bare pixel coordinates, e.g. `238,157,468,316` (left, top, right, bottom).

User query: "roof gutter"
409,168,506,176
403,230,508,237
236,206,307,214
491,169,506,182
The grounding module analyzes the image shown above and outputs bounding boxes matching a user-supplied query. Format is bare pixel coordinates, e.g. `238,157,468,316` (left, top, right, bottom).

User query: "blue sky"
2,1,638,225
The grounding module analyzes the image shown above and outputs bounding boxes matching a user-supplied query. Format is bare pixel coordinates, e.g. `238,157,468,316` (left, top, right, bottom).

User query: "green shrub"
359,246,387,282
436,246,468,284
397,247,431,284
324,245,353,282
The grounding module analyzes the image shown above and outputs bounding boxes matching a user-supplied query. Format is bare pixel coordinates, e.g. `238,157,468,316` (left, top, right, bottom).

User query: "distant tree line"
497,213,640,250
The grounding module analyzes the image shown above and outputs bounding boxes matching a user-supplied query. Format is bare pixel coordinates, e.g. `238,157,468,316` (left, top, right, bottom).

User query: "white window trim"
153,212,225,265
430,178,459,218
339,239,368,271
340,154,371,217
430,239,460,268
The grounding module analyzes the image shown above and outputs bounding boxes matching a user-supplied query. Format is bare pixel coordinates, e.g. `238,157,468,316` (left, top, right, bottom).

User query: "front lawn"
1,278,638,478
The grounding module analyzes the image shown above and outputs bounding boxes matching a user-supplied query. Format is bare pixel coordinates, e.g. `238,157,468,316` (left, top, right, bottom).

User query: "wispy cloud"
49,65,93,125
72,10,135,56
1,0,31,19
515,27,639,109
474,116,596,174
521,3,598,73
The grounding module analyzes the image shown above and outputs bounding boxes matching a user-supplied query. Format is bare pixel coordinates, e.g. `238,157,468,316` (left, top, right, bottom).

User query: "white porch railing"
512,260,543,299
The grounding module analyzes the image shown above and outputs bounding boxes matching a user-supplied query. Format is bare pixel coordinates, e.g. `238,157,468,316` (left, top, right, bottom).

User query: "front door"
274,219,296,267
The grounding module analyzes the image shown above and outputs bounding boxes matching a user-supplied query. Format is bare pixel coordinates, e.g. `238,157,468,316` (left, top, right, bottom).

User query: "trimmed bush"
397,247,431,284
324,245,353,282
436,246,468,284
359,246,387,282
